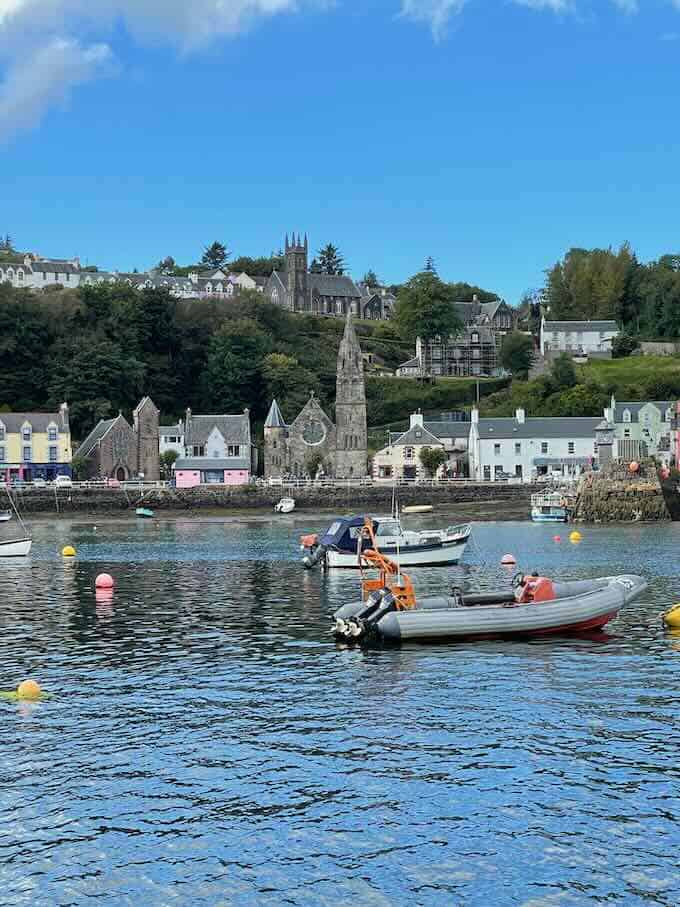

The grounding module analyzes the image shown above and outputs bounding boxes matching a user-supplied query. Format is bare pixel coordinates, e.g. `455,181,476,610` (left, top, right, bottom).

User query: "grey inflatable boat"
333,574,648,644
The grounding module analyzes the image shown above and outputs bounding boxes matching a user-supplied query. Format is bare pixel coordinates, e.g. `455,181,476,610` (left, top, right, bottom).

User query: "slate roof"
252,276,268,287
309,273,361,298
474,417,602,440
397,356,421,369
174,457,250,471
543,320,618,332
264,400,286,429
614,401,674,423
74,418,117,458
34,261,79,274
424,420,470,439
160,424,182,436
184,414,251,446
392,424,444,447
0,411,67,433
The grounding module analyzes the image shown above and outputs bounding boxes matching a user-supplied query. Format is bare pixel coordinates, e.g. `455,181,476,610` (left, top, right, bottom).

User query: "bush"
611,333,640,358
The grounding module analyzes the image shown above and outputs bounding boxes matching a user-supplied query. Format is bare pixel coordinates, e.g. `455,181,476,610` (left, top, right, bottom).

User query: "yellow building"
0,403,72,483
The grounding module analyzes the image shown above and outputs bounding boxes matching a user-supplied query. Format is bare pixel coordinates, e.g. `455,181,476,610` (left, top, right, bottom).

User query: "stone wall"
11,481,540,519
572,461,668,522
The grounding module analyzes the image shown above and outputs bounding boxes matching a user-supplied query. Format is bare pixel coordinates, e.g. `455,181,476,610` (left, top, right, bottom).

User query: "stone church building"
75,397,160,481
264,312,367,478
265,234,363,317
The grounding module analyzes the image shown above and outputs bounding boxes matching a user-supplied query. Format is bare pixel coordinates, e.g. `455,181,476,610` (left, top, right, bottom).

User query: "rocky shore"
7,481,539,521
572,461,668,522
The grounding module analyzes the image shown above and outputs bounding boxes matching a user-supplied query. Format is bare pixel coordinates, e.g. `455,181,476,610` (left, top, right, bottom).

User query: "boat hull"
531,510,568,523
326,537,468,568
334,575,647,642
0,537,32,557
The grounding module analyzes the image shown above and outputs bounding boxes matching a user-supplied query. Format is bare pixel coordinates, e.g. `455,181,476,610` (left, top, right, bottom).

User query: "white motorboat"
0,537,32,557
531,491,571,523
0,491,32,557
0,510,12,522
275,497,296,514
301,515,471,569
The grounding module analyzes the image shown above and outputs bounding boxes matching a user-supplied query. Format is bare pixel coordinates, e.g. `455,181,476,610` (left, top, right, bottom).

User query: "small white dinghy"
275,497,296,514
0,510,12,522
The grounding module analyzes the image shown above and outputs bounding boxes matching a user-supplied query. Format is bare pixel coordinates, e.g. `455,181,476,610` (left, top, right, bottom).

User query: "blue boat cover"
320,516,378,551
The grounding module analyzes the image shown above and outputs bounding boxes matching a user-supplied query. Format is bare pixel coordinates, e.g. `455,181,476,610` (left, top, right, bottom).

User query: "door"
116,467,126,481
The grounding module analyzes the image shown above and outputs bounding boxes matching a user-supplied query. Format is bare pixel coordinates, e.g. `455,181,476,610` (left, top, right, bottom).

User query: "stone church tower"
285,233,308,312
334,310,367,478
133,396,160,480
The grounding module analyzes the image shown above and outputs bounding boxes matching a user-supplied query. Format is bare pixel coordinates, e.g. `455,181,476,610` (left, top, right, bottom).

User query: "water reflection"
1,516,680,905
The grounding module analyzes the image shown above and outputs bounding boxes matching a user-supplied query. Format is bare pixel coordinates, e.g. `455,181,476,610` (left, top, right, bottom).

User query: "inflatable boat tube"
333,575,647,643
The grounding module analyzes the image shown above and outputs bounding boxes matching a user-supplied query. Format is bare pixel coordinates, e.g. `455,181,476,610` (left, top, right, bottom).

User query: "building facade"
0,253,83,290
159,422,184,457
539,318,619,358
0,404,72,483
372,412,470,481
264,311,368,478
468,408,602,482
75,397,160,481
174,410,254,487
606,397,674,462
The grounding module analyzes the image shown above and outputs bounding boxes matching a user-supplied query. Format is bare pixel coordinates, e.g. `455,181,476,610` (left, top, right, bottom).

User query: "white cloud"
611,0,638,13
0,37,111,140
400,1,467,39
511,0,571,12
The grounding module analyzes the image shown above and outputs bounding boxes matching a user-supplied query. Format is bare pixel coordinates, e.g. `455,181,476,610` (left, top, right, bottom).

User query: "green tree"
394,271,463,342
309,258,322,274
262,353,319,417
305,451,327,479
611,332,640,358
160,449,179,480
230,254,284,276
363,269,379,287
550,353,577,390
69,456,88,480
419,446,448,476
203,318,271,413
500,332,534,378
317,244,345,275
156,256,176,274
424,256,437,275
201,241,230,270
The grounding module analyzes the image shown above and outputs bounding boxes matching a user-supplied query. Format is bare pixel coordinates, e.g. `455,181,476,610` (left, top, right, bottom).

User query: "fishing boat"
0,491,32,557
332,521,647,644
136,507,155,518
301,514,471,569
275,497,296,514
530,491,571,522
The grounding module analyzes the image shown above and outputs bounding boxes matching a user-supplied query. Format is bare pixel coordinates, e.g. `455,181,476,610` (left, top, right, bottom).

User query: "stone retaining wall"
572,461,668,522
8,482,540,520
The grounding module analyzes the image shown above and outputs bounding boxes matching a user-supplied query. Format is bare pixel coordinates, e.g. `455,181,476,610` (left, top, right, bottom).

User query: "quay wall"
8,482,540,520
573,462,668,522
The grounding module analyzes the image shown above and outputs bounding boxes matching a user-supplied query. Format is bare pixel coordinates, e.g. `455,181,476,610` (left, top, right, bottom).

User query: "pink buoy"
95,573,114,590
553,535,561,542
501,554,516,566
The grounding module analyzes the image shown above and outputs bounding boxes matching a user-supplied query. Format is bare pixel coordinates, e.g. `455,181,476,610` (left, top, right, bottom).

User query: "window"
472,349,480,359
17,269,24,282
22,426,31,441
0,447,4,462
404,447,414,459
49,447,58,462
541,442,548,454
624,429,630,439
494,465,504,478
494,443,501,456
515,464,523,478
623,409,631,423
228,445,240,457
568,442,575,454
0,425,4,441
514,443,521,455
192,445,205,457
66,273,70,282
471,332,479,343
23,446,31,462
48,427,57,441
54,273,59,282
483,465,491,480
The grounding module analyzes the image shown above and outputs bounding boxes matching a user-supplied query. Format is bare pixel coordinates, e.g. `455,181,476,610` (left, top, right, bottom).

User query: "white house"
159,422,184,457
540,318,619,358
0,254,83,290
606,397,674,462
396,355,423,378
467,408,603,482
372,412,469,481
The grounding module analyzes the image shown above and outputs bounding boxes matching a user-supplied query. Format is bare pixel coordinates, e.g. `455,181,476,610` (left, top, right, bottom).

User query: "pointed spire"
304,233,308,251
285,234,289,252
265,399,286,429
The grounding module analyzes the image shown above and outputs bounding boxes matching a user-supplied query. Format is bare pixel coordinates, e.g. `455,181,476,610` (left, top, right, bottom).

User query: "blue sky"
1,1,680,303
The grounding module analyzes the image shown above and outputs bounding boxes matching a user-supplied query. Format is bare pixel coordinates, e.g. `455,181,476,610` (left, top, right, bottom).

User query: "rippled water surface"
2,514,680,905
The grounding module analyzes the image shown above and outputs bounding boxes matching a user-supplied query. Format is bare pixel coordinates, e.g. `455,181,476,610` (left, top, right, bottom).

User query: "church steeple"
334,310,367,478
284,231,308,313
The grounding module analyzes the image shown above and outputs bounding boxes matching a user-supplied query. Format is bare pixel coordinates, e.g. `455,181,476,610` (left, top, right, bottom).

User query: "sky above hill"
1,1,680,303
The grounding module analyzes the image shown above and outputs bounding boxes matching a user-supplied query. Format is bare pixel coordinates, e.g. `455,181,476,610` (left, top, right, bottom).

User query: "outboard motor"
301,533,326,569
335,589,398,642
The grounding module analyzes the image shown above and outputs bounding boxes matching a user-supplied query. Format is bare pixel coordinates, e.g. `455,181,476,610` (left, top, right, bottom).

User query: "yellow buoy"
16,679,42,700
663,604,680,630
62,545,76,557
569,531,582,543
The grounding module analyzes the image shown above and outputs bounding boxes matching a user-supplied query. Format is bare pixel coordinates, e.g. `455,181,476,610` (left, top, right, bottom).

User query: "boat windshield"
376,520,401,537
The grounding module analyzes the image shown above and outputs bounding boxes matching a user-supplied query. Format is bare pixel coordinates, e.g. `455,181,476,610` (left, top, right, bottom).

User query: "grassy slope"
579,356,680,389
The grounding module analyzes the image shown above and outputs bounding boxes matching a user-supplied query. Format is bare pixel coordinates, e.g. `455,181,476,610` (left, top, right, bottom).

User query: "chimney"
410,411,424,429
516,408,525,425
471,407,479,425
59,402,69,429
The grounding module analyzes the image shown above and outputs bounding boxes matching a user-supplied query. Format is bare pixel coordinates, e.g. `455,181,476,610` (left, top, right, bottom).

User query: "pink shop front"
174,468,250,488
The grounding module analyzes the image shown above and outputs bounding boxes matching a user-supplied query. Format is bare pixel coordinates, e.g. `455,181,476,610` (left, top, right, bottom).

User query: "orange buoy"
95,573,114,589
629,461,639,473
16,679,42,701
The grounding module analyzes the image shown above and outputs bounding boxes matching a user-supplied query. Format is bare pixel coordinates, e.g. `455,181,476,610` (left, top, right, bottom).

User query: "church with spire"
264,233,363,317
264,311,367,479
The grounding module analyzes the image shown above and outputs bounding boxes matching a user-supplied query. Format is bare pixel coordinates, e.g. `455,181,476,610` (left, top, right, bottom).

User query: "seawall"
572,462,668,522
8,482,540,521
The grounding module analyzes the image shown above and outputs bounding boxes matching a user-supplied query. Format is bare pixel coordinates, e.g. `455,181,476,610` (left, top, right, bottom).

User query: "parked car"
54,475,73,488
32,478,47,487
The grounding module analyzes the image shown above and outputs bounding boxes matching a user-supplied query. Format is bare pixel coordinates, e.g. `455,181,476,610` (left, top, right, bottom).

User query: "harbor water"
2,515,680,905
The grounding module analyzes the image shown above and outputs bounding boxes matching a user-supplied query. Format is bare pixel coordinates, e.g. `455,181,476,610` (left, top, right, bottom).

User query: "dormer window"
623,409,631,423
471,332,479,343
17,269,24,282
48,425,58,442
666,408,672,422
22,425,32,441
